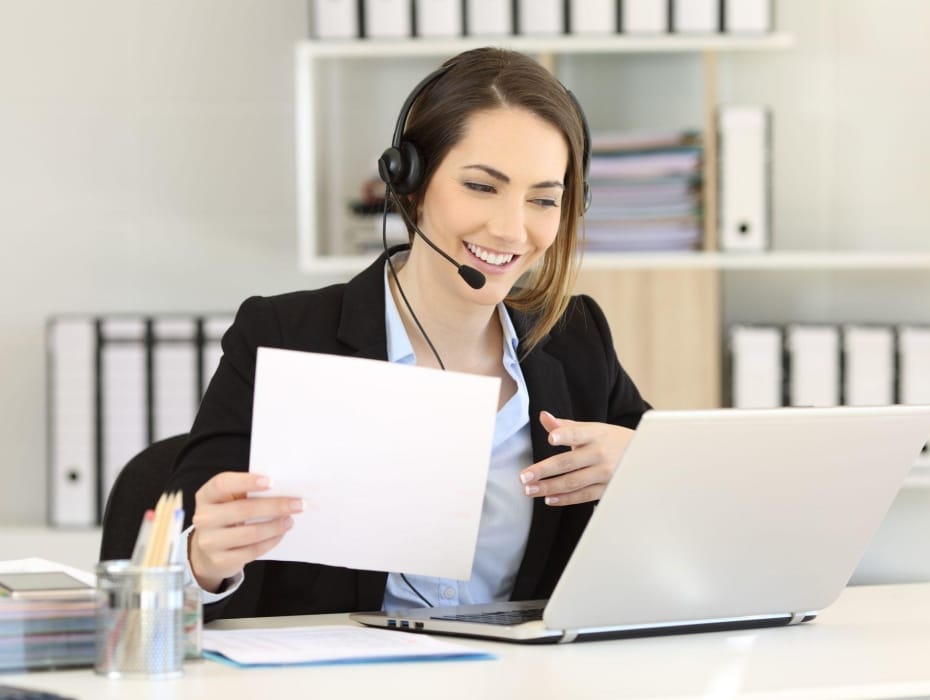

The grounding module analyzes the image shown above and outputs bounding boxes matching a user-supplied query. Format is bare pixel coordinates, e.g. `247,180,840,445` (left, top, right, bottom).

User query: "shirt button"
442,587,456,600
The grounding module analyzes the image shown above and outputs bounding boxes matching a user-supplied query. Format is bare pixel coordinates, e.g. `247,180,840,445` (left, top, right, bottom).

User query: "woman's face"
415,107,568,305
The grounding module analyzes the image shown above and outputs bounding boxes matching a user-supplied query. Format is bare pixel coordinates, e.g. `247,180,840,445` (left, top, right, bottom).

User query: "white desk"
4,583,930,699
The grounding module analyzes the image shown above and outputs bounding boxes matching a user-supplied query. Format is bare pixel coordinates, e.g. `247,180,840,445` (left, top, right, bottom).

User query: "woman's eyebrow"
462,164,564,189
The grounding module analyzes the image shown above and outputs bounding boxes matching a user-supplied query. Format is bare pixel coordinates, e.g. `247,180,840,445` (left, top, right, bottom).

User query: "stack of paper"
584,130,703,252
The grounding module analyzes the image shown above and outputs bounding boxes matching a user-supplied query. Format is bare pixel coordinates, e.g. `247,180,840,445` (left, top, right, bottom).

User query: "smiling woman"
164,47,651,621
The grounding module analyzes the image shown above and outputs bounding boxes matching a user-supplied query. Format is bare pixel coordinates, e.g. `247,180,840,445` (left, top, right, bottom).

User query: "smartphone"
0,572,94,599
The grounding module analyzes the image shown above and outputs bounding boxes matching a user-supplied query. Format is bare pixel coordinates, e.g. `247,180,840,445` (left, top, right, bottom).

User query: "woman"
165,47,649,620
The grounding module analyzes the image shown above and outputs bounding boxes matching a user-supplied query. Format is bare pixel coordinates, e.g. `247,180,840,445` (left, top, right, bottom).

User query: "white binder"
897,325,930,462
415,0,462,36
786,325,840,407
621,0,668,33
152,318,199,442
672,0,720,33
718,105,770,251
47,318,97,527
201,315,234,397
569,0,617,34
310,0,360,39
842,325,895,407
465,0,512,35
364,0,413,38
517,0,562,35
729,325,783,408
724,0,771,33
99,318,149,516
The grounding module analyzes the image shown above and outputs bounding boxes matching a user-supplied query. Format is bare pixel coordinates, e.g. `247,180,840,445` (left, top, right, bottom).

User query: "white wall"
1,0,929,527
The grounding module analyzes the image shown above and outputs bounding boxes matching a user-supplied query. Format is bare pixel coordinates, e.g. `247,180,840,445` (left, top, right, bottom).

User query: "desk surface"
4,583,930,700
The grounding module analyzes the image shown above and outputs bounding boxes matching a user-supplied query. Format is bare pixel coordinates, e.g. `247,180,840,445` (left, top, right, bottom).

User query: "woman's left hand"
518,410,634,506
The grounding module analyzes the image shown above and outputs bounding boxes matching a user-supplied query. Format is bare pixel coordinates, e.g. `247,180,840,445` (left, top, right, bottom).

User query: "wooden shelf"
299,33,795,59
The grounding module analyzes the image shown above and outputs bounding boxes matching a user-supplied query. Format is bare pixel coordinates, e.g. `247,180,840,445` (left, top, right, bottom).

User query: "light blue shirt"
381,263,534,610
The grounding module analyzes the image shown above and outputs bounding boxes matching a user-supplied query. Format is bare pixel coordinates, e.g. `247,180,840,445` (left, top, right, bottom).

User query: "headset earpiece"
378,141,423,196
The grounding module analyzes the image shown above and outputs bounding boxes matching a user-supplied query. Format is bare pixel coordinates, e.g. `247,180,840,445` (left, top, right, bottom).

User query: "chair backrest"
99,434,189,562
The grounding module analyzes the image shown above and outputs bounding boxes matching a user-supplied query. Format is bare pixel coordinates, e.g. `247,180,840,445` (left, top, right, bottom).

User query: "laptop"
351,405,930,643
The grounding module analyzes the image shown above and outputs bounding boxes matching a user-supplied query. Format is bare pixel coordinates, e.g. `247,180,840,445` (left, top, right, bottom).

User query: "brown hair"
398,47,586,354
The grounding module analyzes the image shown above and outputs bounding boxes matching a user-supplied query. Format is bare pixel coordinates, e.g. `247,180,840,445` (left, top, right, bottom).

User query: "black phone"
0,572,93,600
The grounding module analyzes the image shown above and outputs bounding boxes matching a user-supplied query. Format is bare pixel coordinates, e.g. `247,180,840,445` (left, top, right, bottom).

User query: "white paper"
203,625,489,666
250,348,499,580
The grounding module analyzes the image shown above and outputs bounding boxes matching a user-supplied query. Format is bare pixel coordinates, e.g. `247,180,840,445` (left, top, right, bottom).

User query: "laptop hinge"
559,629,579,644
788,612,807,625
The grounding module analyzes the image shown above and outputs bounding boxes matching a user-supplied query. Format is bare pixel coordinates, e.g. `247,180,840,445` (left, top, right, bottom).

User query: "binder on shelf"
47,318,97,527
201,315,234,397
897,325,930,462
363,0,413,38
785,325,840,407
729,325,783,408
464,0,512,36
517,0,562,35
310,0,360,39
842,325,895,407
569,0,617,35
99,317,149,522
718,105,771,252
152,318,199,443
621,0,668,34
414,0,462,37
672,0,720,33
723,0,772,34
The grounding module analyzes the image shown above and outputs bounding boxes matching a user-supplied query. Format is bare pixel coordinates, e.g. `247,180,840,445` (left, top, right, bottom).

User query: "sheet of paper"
203,625,492,666
250,347,499,579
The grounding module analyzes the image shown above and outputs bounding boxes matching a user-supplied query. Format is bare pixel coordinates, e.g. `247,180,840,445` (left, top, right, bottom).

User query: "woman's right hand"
188,471,305,593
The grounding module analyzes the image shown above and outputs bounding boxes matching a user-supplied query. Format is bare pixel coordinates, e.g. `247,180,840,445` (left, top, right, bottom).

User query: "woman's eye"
464,181,495,194
532,198,559,208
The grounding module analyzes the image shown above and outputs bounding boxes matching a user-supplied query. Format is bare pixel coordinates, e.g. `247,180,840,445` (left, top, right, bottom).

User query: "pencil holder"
94,560,184,678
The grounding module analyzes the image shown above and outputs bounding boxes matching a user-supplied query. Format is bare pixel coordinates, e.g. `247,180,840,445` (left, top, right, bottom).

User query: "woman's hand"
189,472,304,593
518,411,634,506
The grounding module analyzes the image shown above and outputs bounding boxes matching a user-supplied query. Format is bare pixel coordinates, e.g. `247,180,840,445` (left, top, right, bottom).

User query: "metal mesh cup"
95,560,184,678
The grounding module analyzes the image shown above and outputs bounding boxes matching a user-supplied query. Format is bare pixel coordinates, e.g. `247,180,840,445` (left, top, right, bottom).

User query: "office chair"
98,433,188,561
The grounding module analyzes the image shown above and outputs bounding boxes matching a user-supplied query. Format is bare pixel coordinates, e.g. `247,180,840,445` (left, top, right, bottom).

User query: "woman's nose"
487,197,526,244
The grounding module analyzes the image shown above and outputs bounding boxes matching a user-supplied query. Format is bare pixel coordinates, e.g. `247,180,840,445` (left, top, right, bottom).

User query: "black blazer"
165,247,649,620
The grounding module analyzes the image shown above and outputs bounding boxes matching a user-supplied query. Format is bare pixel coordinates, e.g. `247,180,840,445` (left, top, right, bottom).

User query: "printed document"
250,347,499,579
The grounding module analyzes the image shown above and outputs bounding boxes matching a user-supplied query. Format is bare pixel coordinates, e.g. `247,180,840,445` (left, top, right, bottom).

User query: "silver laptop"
351,405,930,643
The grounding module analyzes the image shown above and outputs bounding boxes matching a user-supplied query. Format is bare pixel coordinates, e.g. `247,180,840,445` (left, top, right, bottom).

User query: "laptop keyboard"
431,607,545,626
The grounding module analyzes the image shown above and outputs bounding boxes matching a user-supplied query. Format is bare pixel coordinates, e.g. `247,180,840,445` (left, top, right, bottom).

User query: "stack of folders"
47,314,233,528
0,592,96,672
310,0,773,39
729,323,930,463
584,130,703,253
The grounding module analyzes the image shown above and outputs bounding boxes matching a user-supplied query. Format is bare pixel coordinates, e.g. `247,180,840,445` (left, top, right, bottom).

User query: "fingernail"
283,517,294,530
524,485,540,496
519,471,534,485
255,476,271,488
549,432,561,445
545,496,559,505
289,499,305,513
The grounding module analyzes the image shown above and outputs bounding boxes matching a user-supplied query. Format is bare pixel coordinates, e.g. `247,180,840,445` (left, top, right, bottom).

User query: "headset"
378,62,593,211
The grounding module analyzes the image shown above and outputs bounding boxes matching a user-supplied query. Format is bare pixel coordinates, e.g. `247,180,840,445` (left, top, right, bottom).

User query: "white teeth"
466,242,514,266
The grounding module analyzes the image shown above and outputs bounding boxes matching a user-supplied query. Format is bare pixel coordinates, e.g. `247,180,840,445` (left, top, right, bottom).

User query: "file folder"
569,0,617,34
47,318,97,527
786,325,840,407
723,0,771,33
152,318,199,442
363,0,413,38
99,318,149,519
718,105,771,251
465,0,513,35
621,0,668,33
842,325,895,407
414,0,462,36
517,0,562,35
672,0,720,33
310,0,360,39
729,325,783,408
897,325,930,462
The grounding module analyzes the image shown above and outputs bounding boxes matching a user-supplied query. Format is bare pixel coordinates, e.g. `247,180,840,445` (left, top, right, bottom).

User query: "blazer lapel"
509,313,573,600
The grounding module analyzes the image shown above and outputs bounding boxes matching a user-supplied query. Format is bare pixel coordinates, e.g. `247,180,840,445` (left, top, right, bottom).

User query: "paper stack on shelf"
584,130,703,252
